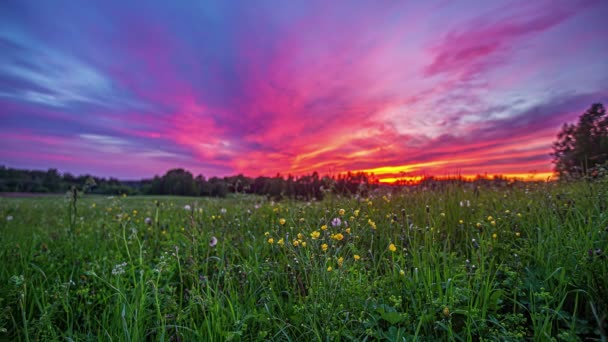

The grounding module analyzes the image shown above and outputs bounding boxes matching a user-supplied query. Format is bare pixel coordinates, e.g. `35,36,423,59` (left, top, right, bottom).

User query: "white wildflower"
111,262,127,276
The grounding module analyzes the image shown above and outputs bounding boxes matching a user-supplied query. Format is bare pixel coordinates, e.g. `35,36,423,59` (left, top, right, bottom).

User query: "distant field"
1,182,607,340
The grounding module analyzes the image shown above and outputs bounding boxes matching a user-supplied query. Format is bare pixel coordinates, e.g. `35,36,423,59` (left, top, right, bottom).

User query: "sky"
1,0,607,182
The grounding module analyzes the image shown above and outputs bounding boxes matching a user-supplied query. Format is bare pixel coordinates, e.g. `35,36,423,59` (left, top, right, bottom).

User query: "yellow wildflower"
310,231,320,239
490,220,496,226
268,238,274,244
337,257,344,267
327,266,332,272
321,243,328,252
333,233,344,241
487,215,493,221
277,238,284,246
368,219,377,230
353,254,360,261
301,241,307,247
354,209,360,217
492,233,497,239
515,232,521,237
339,208,345,216
279,218,286,225
389,243,397,252
399,269,405,276
264,231,270,236
321,224,327,231
345,228,351,234
293,240,299,247
459,219,464,224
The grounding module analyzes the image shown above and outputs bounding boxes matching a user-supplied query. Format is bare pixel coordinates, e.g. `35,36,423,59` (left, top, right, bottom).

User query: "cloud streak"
0,0,607,180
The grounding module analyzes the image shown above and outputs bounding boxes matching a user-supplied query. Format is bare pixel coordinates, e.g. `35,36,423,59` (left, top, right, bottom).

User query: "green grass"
1,181,607,341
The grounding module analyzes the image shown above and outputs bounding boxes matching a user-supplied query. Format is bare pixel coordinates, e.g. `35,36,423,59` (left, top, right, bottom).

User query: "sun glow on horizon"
375,171,555,184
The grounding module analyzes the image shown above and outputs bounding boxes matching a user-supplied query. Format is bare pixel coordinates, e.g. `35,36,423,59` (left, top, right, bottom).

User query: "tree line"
0,166,378,200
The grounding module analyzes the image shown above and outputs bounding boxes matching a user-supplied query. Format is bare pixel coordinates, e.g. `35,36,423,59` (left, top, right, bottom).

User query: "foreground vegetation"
0,180,607,341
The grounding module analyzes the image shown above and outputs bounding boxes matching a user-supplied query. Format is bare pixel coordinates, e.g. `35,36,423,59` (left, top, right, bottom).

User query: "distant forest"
0,166,375,200
0,166,546,200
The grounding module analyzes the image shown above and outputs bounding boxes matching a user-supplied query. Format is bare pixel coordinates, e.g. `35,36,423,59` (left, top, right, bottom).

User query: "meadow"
0,181,607,341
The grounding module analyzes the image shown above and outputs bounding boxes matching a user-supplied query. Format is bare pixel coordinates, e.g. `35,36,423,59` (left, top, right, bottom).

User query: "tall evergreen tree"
552,103,608,178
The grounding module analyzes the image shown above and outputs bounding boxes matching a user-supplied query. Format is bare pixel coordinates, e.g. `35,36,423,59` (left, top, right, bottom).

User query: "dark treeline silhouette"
0,166,380,200
0,166,137,195
0,165,561,201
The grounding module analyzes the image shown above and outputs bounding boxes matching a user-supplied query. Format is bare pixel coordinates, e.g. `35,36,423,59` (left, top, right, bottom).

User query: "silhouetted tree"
208,177,228,197
552,103,608,178
162,169,197,196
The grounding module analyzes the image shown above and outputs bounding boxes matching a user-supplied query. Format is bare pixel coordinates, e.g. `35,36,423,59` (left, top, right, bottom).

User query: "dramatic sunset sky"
1,1,607,181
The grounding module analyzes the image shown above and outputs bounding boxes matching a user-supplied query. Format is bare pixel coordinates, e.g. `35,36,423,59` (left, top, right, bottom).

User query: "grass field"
1,181,607,341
